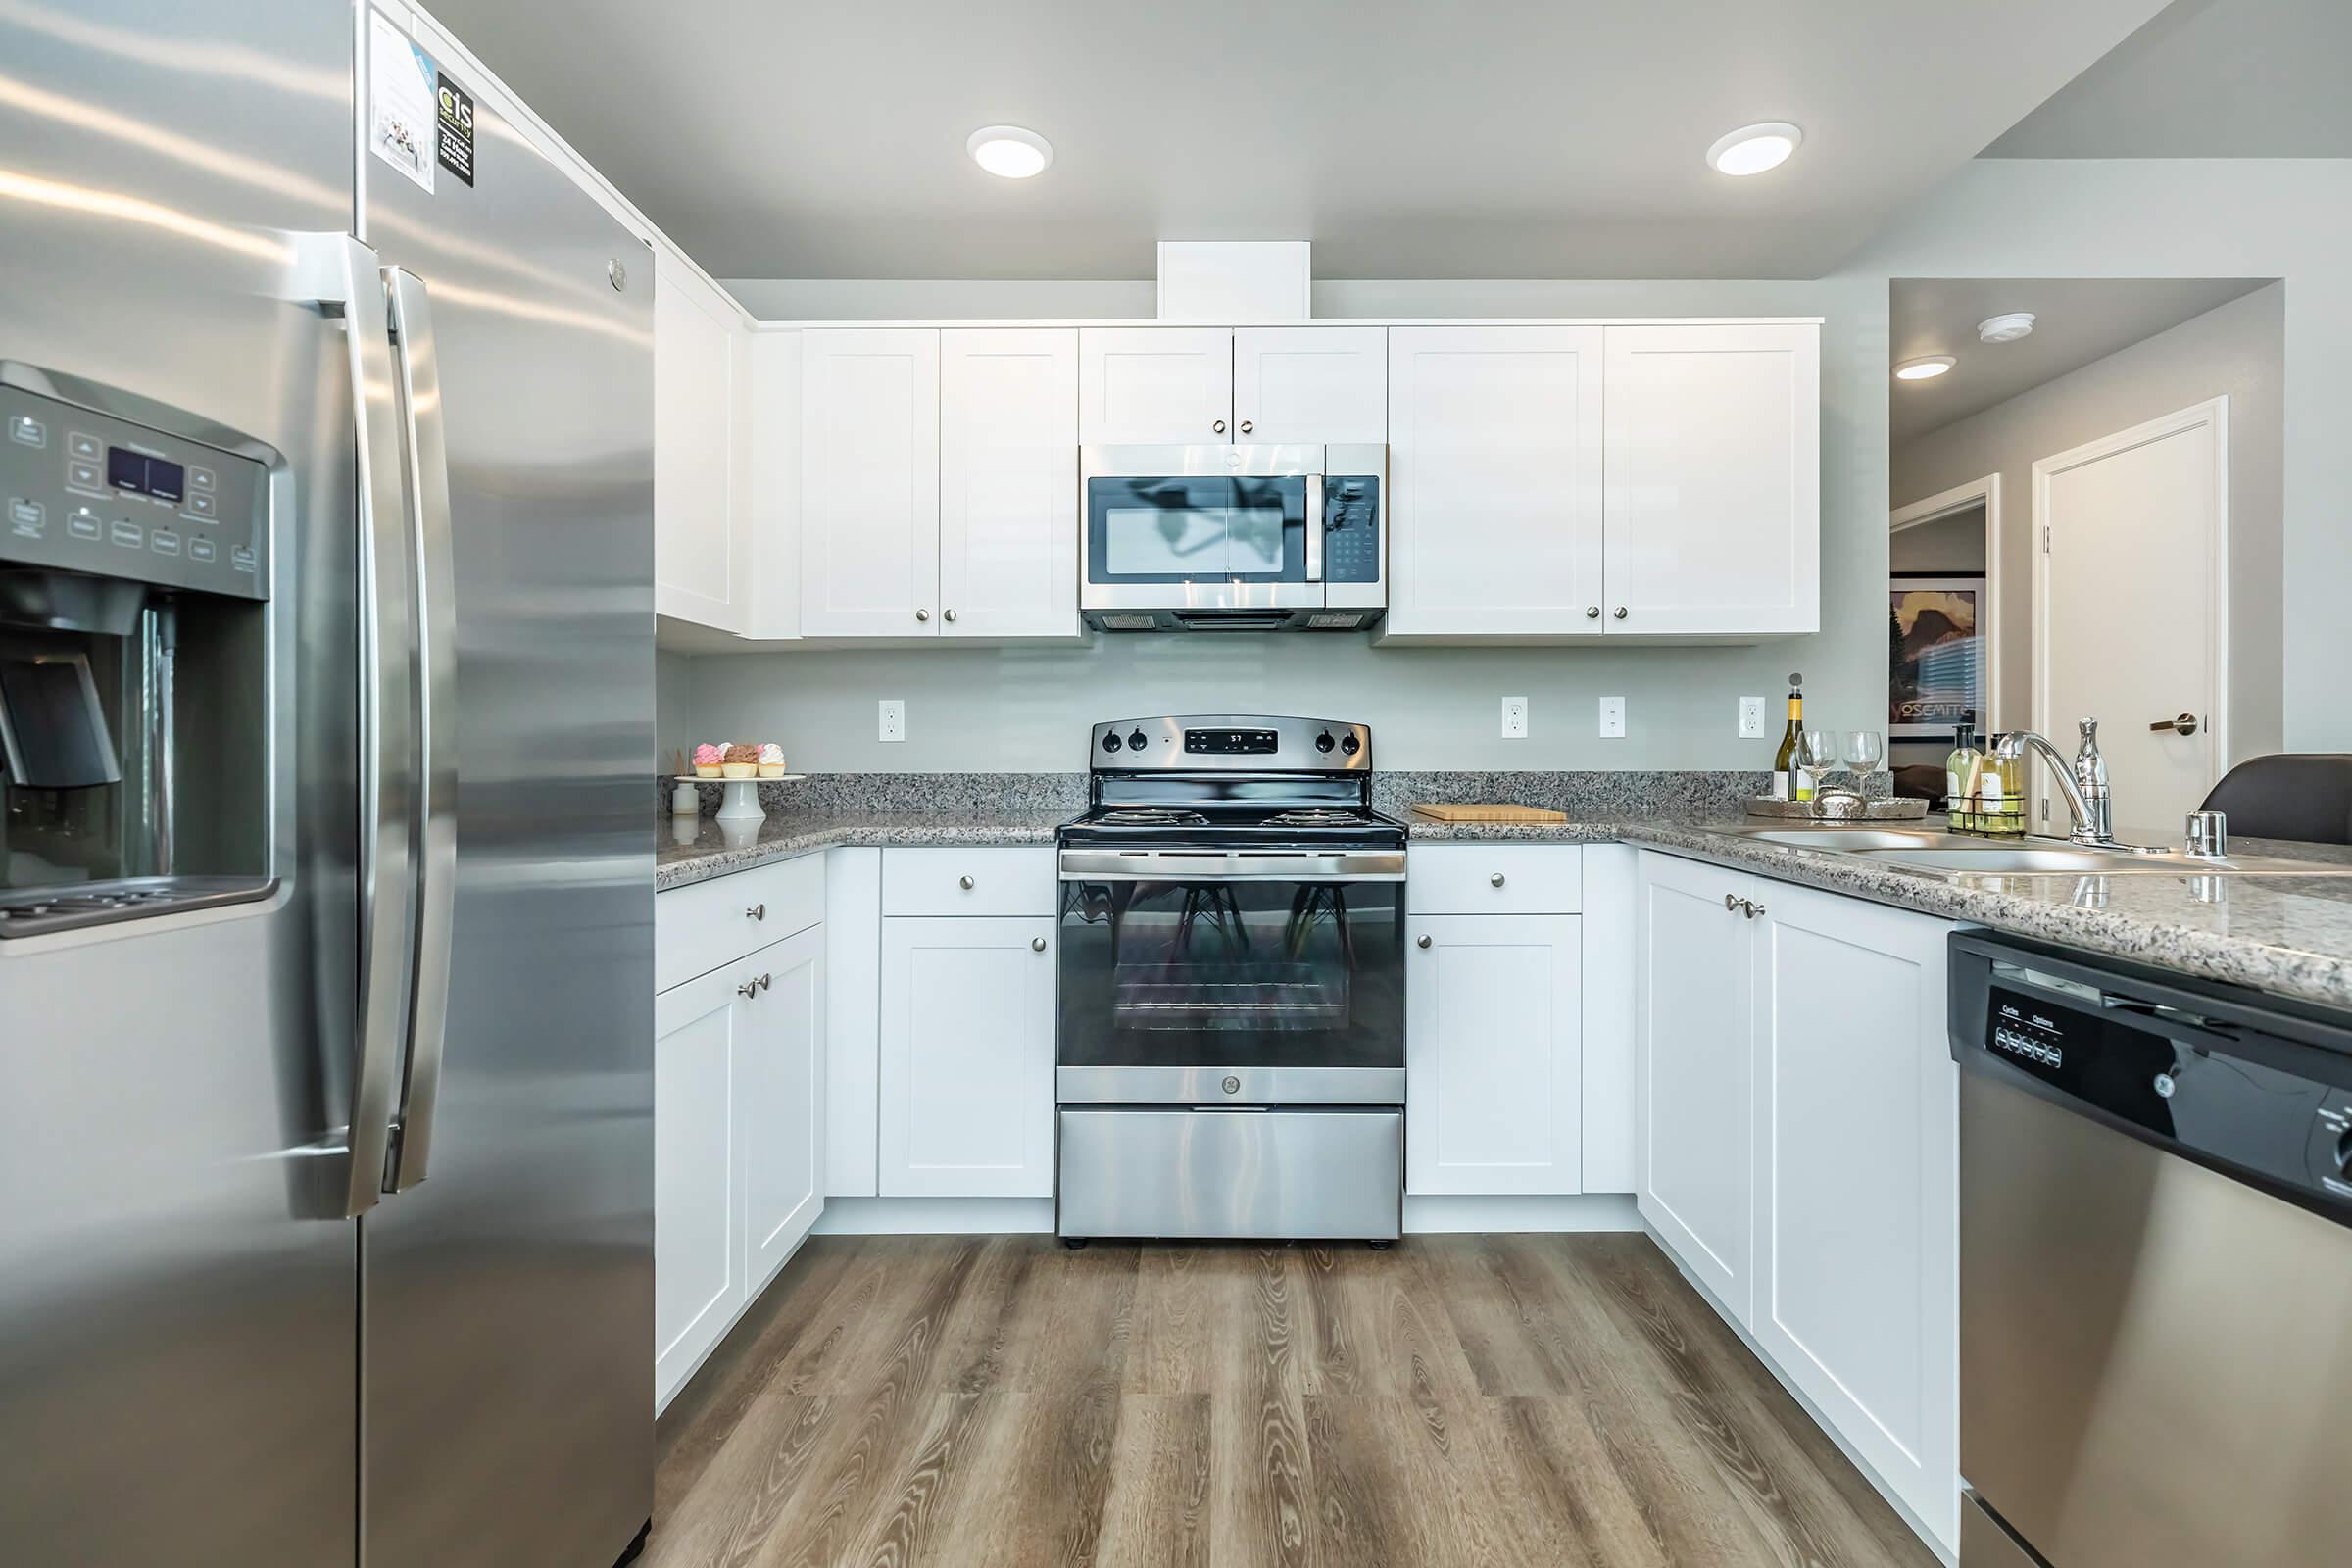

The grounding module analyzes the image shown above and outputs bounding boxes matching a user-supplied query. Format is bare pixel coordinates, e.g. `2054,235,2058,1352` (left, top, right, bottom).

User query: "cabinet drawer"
657,854,824,993
882,847,1056,917
1408,845,1581,914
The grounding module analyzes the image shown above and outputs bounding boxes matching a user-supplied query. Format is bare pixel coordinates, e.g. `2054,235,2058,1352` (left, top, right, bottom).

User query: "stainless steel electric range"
1054,714,1405,1245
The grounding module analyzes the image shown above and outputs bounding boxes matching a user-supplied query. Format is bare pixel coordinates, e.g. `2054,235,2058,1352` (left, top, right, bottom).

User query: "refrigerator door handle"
381,267,459,1194
322,235,417,1218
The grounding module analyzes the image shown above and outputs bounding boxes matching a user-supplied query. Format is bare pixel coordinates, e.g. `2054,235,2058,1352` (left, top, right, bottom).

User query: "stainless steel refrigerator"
0,3,655,1564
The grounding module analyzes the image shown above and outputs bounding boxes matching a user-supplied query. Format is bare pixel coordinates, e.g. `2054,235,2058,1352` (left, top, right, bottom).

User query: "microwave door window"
1088,476,1305,583
1102,504,1229,576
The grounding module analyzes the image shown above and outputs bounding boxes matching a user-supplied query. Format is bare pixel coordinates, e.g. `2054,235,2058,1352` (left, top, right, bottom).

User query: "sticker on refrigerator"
368,9,437,193
435,74,476,187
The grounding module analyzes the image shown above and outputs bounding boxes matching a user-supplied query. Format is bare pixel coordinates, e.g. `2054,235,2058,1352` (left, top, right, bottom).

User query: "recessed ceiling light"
1978,312,2037,344
1893,355,1956,381
966,124,1052,179
1705,122,1802,176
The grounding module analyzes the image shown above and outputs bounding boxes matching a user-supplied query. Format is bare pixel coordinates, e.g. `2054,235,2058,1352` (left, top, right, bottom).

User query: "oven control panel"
1185,728,1277,755
1090,714,1374,772
2,382,270,600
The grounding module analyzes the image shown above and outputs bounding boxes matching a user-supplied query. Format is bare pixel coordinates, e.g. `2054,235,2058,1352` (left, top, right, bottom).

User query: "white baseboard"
1403,1193,1642,1233
813,1196,1056,1235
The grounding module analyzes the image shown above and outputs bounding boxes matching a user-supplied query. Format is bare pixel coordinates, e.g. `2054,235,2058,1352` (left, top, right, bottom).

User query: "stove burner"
1097,808,1211,827
1262,808,1366,827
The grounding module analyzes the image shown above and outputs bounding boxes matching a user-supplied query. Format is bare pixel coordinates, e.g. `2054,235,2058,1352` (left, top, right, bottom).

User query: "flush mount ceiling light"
1893,355,1956,381
966,124,1053,179
1978,312,2037,344
1705,122,1802,176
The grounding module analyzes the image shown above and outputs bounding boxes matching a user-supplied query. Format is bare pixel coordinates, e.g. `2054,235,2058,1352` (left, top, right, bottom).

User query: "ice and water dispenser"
0,363,274,936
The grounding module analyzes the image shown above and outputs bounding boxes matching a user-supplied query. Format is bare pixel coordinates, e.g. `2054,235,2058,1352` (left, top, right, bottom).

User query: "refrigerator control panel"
3,383,269,601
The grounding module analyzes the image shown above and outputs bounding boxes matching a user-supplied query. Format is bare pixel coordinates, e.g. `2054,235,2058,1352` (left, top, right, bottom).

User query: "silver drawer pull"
1490,872,1505,888
1417,935,1432,949
958,874,975,890
1031,937,1047,953
745,903,765,921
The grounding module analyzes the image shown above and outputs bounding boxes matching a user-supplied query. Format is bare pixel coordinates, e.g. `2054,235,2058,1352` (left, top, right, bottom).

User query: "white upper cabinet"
1078,326,1233,445
1406,912,1584,1196
1385,326,1606,637
1602,323,1819,636
937,329,1078,638
1231,326,1387,444
799,328,941,636
653,255,749,632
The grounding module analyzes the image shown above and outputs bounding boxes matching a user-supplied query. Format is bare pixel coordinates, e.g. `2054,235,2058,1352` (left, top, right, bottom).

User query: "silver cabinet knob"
1212,418,1227,434
745,903,766,921
1725,893,1740,911
1031,936,1048,953
958,874,975,890
2149,712,2198,736
1586,606,1600,618
944,609,957,622
736,972,769,999
1490,872,1505,888
914,608,930,622
1417,934,1432,949
1740,900,1766,920
1239,419,1253,434
1613,606,1629,620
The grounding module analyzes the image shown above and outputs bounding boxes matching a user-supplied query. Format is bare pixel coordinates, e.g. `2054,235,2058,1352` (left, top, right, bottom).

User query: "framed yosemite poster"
1889,574,1984,738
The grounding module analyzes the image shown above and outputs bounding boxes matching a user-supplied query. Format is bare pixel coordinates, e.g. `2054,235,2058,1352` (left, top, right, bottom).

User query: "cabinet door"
654,962,743,1407
938,328,1078,638
1406,914,1583,1195
1385,326,1605,637
653,260,745,631
800,328,941,636
738,927,825,1293
1752,883,1956,1548
878,916,1056,1197
1602,323,1819,636
1635,852,1757,1321
1078,326,1231,445
1232,326,1387,444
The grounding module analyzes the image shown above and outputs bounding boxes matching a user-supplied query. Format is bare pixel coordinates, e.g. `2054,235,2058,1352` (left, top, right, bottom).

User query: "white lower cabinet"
1635,850,1957,1552
1405,913,1583,1195
739,927,826,1292
878,914,1056,1198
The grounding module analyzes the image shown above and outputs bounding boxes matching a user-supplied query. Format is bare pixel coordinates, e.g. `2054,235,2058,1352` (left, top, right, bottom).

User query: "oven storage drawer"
1056,1107,1401,1240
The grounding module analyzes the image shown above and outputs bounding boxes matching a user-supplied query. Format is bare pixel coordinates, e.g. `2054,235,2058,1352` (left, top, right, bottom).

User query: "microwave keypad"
1322,476,1381,585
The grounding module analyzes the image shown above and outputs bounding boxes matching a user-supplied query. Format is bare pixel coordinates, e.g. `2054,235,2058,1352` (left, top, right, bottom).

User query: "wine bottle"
1771,673,1803,800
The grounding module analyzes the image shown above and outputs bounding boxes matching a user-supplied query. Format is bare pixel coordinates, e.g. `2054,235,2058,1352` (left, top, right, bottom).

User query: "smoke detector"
1978,312,2036,344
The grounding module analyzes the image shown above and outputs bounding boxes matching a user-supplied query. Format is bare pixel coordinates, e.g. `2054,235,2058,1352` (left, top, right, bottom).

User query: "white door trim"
1891,473,2002,731
2030,397,2230,822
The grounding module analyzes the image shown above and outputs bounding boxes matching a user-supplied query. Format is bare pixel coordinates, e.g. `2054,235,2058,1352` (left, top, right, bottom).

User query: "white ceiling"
1888,276,2271,445
425,0,2167,280
1984,0,2352,157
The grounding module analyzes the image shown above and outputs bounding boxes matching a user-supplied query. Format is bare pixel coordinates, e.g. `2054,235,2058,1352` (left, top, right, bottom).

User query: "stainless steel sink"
1856,845,2352,876
1728,827,1972,851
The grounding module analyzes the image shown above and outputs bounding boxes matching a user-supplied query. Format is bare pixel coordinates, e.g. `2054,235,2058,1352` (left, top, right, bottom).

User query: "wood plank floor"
648,1233,1937,1568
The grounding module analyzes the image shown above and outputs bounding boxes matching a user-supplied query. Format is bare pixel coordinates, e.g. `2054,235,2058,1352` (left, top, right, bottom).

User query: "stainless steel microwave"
1079,444,1386,631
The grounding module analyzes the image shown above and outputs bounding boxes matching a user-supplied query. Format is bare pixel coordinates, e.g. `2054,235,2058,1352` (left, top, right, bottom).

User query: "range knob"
1314,731,1336,754
1128,728,1148,751
1339,733,1361,757
1102,731,1122,753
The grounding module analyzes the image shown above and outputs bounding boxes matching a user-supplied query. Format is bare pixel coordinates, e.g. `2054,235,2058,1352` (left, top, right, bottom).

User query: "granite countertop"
657,804,2352,1011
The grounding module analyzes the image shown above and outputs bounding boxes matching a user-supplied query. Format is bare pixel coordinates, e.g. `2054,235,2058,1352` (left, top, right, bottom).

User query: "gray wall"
1891,281,2284,760
1889,504,1985,573
1845,159,2349,751
668,278,1888,773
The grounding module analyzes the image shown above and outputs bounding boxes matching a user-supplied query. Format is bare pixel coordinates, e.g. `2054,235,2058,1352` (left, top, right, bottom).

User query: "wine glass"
1796,730,1839,801
1842,730,1886,794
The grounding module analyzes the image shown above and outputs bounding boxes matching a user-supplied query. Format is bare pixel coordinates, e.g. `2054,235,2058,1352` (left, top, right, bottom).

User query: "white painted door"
1232,326,1388,444
937,328,1078,638
1078,326,1232,445
878,916,1056,1197
1602,324,1819,636
1635,851,1757,1322
1384,326,1605,637
1752,883,1957,1551
799,328,941,636
738,927,825,1294
2035,398,2228,833
654,961,742,1407
1405,914,1583,1195
653,259,745,631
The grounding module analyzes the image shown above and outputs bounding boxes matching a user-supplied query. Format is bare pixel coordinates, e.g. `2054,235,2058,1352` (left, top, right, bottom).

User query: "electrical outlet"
1739,696,1767,738
1598,696,1626,739
1500,696,1529,740
877,699,906,743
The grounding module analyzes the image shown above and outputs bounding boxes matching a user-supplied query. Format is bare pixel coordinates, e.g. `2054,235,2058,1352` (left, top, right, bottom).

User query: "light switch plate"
1500,695,1529,740
1598,696,1626,739
1739,696,1767,738
878,699,906,743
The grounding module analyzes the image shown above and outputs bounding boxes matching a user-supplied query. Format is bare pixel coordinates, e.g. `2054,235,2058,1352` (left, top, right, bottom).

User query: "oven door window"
1086,475,1306,583
1056,876,1403,1069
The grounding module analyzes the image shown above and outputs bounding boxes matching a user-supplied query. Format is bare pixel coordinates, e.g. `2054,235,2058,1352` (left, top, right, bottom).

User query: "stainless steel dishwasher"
1949,932,2352,1568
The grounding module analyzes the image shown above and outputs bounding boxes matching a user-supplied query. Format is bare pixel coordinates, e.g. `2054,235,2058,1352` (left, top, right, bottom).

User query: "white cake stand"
674,774,804,822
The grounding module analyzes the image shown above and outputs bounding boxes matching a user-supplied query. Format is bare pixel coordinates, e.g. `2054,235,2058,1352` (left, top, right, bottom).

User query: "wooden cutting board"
1410,803,1569,823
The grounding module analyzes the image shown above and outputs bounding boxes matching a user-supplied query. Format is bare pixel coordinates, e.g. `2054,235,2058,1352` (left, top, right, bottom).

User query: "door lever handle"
2149,712,2199,736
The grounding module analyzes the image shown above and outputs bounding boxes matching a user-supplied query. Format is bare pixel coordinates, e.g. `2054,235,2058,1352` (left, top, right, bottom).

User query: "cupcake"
692,743,724,779
758,742,787,779
721,743,760,780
